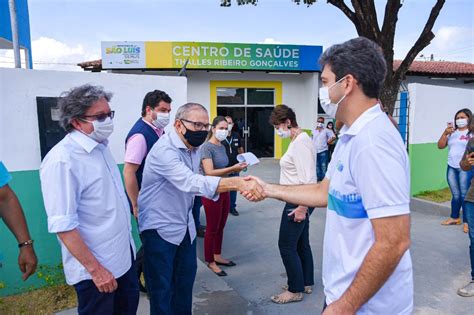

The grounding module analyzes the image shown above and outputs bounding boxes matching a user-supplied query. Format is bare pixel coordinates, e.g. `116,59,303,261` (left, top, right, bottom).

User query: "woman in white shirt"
438,108,473,233
268,104,317,304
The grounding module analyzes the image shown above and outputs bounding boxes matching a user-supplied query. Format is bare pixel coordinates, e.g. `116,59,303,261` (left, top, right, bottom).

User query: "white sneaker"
457,281,474,297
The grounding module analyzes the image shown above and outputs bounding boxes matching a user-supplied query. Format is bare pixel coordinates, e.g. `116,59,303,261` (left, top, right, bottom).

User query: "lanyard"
226,137,234,154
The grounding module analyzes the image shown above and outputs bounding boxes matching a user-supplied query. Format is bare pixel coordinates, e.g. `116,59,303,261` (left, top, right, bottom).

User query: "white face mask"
215,129,228,141
317,122,324,129
152,112,170,129
276,127,291,139
87,117,114,143
227,124,234,132
319,76,347,118
456,118,468,128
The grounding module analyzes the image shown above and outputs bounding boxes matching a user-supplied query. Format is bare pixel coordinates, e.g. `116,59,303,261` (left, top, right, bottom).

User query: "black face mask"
181,123,208,147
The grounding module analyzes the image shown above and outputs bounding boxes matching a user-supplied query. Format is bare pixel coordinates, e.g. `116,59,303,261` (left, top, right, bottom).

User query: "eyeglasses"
180,119,211,131
81,111,115,122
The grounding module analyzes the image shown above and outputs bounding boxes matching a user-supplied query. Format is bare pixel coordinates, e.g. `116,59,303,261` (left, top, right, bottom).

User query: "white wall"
110,70,321,131
408,82,474,144
0,68,187,171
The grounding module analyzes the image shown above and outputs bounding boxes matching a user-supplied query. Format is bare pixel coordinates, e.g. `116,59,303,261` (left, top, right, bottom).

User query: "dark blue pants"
278,203,314,293
316,150,329,182
73,257,139,315
465,201,474,280
228,173,240,210
192,196,202,229
142,229,197,315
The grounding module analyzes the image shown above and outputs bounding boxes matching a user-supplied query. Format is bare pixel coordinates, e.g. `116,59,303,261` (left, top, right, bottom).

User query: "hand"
18,246,38,281
443,126,455,136
90,264,118,293
232,162,248,173
323,299,356,315
239,176,266,202
467,152,474,166
132,205,139,219
288,206,307,222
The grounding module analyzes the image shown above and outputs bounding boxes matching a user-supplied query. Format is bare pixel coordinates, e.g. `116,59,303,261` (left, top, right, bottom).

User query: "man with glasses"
40,84,139,314
138,103,264,315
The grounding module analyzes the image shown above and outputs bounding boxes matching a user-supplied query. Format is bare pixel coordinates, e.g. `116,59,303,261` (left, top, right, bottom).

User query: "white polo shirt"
40,131,136,285
323,104,413,314
312,128,335,154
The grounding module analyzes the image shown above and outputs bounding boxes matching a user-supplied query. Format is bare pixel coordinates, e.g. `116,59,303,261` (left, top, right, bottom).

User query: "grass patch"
415,187,452,203
0,284,76,315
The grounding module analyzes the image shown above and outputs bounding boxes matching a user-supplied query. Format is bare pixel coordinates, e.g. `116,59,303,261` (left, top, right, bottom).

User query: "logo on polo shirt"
336,161,344,172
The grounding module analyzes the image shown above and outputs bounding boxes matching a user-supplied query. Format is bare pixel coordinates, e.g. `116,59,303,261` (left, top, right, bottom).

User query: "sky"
0,0,472,71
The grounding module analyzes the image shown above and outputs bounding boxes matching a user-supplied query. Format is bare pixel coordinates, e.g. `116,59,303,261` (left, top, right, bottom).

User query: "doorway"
215,87,275,158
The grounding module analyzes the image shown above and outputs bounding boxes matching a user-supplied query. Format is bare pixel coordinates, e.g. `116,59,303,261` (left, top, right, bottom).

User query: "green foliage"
415,187,451,203
36,263,66,287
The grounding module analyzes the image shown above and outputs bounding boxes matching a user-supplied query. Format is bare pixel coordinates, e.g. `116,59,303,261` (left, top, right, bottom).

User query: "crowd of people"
0,36,473,315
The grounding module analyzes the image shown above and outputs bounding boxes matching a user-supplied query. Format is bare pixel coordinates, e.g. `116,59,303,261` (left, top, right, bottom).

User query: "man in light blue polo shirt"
244,37,413,314
0,161,37,280
138,103,263,315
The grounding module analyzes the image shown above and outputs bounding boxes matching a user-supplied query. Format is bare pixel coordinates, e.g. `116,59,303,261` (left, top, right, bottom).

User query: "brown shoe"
441,218,461,225
464,223,469,233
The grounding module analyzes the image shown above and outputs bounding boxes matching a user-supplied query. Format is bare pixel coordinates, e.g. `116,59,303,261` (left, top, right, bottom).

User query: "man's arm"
123,162,140,218
57,229,117,293
0,185,37,280
245,177,329,208
460,151,474,171
324,214,411,314
217,176,263,198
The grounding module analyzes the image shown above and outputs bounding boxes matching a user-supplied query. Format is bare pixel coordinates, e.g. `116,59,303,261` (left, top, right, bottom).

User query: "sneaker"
230,208,239,216
457,281,474,297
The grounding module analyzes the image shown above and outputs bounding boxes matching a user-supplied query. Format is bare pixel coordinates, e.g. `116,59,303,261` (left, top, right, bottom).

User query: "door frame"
210,80,283,158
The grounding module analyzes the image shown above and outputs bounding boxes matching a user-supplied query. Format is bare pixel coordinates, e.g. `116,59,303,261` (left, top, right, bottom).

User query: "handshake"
236,176,268,202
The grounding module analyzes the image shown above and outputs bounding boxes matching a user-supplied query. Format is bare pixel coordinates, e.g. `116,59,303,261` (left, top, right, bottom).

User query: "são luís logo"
105,45,141,54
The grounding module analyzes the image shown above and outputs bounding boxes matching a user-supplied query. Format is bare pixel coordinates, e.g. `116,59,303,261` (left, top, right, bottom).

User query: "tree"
220,0,446,114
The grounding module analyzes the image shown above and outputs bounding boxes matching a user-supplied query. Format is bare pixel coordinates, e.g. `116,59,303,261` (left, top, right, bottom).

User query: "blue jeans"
228,173,240,209
447,166,473,222
316,150,329,182
465,201,474,280
73,254,139,315
192,197,202,229
142,229,197,315
278,203,314,293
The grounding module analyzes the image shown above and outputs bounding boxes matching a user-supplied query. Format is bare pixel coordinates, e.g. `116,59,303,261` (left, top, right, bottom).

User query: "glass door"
216,87,275,158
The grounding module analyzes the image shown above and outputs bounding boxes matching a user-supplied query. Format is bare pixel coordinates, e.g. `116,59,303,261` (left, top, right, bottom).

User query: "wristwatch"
18,240,34,248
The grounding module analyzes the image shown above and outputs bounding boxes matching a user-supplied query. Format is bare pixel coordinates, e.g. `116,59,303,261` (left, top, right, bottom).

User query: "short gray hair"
175,102,207,120
319,37,387,99
58,84,113,132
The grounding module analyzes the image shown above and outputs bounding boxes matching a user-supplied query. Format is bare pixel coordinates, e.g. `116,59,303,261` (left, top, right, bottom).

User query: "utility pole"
8,0,21,68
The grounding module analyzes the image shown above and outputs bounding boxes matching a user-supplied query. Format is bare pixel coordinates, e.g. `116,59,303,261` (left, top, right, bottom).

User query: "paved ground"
58,159,473,315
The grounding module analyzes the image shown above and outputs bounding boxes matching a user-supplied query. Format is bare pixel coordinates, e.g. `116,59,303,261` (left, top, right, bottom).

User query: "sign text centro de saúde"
101,41,322,72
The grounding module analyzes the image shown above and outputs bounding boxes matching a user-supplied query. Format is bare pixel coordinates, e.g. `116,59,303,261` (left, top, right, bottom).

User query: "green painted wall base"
409,143,448,196
0,166,141,297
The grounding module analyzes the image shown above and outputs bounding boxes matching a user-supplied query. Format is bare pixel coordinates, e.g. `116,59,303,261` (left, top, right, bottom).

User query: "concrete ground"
58,159,473,315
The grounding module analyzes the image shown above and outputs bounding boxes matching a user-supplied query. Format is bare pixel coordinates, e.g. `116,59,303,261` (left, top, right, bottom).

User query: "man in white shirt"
243,37,413,314
40,84,139,314
312,116,336,181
